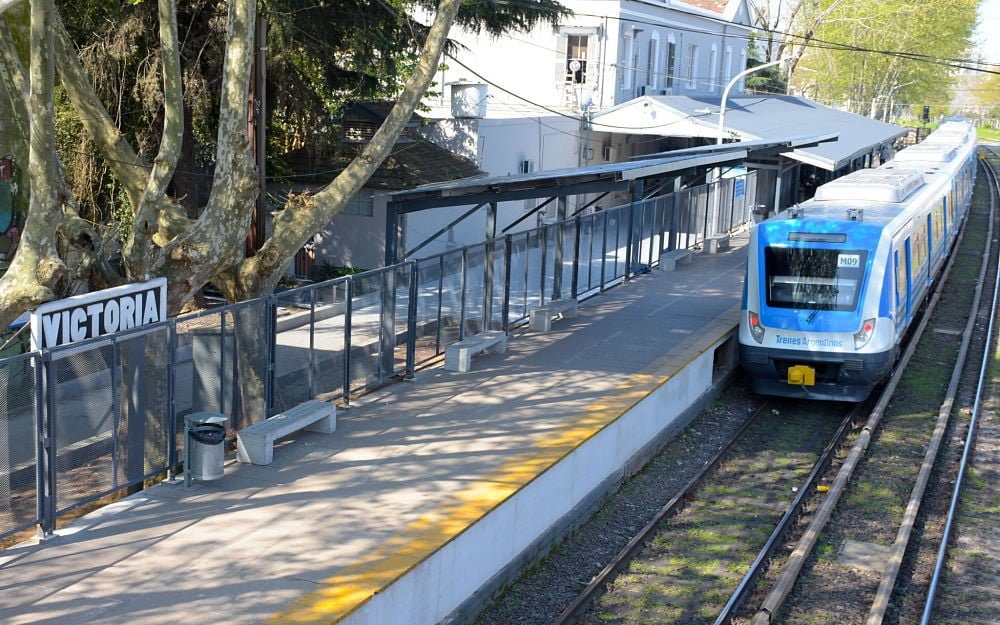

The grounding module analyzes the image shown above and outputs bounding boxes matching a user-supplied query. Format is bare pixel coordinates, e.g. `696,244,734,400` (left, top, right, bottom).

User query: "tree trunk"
228,0,464,302
0,0,66,330
124,0,184,279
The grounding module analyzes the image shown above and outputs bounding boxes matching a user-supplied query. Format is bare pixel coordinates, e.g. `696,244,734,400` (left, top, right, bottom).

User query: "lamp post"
716,57,792,144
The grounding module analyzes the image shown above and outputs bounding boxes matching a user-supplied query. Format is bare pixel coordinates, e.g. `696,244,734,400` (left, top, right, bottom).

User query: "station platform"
0,235,748,625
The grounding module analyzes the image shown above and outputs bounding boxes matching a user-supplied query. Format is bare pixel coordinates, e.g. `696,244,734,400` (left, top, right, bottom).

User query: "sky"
975,0,1000,62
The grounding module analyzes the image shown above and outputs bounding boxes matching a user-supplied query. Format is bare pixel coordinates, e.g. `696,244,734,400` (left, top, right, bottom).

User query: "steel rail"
866,148,998,625
920,148,1000,625
750,152,982,625
550,400,773,625
713,402,862,625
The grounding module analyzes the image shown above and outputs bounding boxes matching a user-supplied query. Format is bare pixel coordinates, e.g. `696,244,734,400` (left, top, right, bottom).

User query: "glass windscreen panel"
765,247,868,311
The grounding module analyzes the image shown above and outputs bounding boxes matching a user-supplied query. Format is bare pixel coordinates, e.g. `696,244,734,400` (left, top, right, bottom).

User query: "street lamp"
716,57,793,144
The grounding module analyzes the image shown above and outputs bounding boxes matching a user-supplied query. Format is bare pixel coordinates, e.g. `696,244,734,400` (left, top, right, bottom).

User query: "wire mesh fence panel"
696,184,710,245
558,220,575,300
524,229,543,319
48,339,118,514
439,250,464,349
307,280,348,401
540,226,557,305
348,271,385,393
722,177,737,233
578,213,597,294
636,199,655,269
647,198,664,266
0,353,39,538
673,189,689,250
611,206,630,280
507,232,529,326
414,258,444,364
225,301,270,428
113,326,171,487
660,194,675,256
488,241,506,331
743,172,757,223
173,311,231,429
392,264,412,375
273,288,317,413
462,244,486,336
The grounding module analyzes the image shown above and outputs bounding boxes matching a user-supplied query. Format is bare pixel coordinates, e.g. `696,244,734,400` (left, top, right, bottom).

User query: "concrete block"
528,299,578,332
237,400,336,465
703,234,731,254
658,249,693,271
444,331,507,373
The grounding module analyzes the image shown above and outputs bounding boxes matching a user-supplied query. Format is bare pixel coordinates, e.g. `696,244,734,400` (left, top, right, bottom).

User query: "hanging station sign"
30,278,168,350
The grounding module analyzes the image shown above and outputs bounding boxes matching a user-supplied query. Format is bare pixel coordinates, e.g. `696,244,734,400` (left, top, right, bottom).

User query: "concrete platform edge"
317,328,738,625
440,350,738,625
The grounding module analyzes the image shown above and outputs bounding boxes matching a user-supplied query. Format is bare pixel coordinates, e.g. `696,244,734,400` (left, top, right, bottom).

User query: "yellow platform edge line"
269,317,740,625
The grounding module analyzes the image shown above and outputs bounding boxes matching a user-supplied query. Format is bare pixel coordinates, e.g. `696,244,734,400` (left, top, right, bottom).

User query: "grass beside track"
761,156,994,625
583,401,848,625
930,150,1000,625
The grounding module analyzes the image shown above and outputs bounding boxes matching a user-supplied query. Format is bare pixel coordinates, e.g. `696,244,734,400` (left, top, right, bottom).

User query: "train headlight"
854,318,876,350
748,311,765,344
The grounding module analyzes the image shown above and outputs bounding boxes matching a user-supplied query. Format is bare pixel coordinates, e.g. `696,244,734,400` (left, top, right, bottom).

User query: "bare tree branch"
231,0,465,298
124,0,185,277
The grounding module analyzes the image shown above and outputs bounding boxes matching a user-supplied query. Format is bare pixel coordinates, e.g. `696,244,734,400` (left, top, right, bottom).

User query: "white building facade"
406,0,754,258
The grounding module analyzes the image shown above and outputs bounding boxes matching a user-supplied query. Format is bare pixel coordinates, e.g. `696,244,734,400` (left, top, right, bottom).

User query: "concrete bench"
658,249,693,272
703,234,731,254
529,298,578,332
444,330,507,373
237,400,336,465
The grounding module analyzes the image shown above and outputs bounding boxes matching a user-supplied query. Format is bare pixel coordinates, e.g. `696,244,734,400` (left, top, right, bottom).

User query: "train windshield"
765,247,868,311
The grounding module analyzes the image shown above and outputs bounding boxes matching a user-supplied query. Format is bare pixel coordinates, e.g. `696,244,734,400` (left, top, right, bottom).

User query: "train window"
764,247,868,311
913,222,928,270
932,202,944,244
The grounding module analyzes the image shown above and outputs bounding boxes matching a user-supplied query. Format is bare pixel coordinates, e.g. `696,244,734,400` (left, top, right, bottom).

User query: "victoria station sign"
30,278,168,350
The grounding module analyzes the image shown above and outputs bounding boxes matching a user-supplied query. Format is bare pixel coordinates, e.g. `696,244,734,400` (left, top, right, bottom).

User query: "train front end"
739,217,894,401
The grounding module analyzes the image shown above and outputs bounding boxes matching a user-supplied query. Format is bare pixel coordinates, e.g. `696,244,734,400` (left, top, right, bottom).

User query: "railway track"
554,398,856,625
919,147,1000,625
739,146,999,625
537,148,999,625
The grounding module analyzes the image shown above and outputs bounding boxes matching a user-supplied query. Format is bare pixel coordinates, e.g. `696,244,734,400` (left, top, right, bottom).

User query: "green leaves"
791,0,978,116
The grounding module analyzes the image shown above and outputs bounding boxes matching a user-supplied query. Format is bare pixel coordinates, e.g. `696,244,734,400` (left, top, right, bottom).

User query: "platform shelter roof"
385,135,831,213
590,95,907,172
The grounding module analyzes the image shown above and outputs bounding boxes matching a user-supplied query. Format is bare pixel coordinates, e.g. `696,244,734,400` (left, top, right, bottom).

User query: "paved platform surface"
0,236,748,625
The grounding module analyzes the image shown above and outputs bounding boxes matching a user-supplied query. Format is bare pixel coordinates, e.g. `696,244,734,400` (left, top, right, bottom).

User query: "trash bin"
184,412,228,486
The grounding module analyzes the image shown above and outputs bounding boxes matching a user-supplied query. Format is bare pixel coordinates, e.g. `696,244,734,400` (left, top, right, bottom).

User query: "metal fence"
0,171,758,540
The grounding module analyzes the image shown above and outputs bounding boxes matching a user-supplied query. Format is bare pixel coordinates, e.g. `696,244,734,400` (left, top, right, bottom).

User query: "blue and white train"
739,120,978,401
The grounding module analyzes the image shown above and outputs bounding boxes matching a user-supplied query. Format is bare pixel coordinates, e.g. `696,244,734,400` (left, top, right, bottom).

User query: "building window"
647,33,660,89
665,37,677,88
343,193,374,217
631,34,641,92
686,44,699,89
709,44,718,92
738,49,748,91
622,32,634,90
723,45,733,87
565,34,589,84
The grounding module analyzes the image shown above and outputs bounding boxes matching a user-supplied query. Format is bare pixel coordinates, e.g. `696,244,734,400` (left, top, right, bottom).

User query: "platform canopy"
590,95,908,172
385,134,832,213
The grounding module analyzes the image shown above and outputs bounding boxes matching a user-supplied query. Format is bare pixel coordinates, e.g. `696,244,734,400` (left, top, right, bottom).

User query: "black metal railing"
0,172,759,540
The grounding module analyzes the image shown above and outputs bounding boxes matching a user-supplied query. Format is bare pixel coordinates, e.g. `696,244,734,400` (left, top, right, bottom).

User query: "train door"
894,247,907,332
927,213,934,267
904,238,913,321
943,196,949,241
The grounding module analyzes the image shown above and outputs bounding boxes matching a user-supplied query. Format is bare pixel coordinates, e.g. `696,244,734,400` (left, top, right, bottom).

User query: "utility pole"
246,14,267,255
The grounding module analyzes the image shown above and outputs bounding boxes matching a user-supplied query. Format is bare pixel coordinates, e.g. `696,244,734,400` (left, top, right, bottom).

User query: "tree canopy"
788,0,979,118
0,0,568,330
